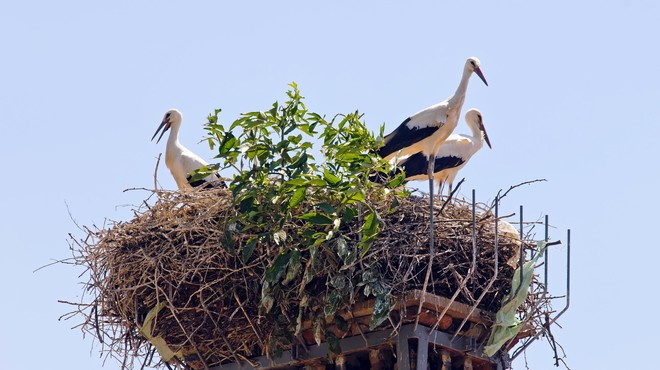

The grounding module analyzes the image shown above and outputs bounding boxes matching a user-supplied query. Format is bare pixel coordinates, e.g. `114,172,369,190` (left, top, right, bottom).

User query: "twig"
154,153,162,191
438,177,465,215
491,179,547,207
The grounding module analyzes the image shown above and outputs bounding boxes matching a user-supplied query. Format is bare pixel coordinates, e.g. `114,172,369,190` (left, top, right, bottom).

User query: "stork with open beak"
152,109,225,190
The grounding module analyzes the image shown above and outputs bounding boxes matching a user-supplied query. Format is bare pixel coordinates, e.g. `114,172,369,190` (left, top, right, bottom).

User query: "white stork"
377,57,488,162
394,108,492,197
377,57,487,220
151,109,225,190
378,57,488,238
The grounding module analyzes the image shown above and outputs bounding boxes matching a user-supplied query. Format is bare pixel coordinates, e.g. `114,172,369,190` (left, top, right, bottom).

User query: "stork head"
465,108,492,149
466,57,488,86
152,109,182,144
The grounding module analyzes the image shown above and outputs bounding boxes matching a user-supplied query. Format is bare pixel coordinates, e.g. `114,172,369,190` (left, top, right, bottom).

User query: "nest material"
67,187,541,369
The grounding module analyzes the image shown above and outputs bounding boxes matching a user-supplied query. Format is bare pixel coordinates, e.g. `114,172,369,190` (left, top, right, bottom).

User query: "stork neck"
167,123,181,146
468,121,481,140
448,65,473,106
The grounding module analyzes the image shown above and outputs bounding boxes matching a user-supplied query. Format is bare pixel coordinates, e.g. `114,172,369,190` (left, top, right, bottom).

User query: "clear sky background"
1,1,657,369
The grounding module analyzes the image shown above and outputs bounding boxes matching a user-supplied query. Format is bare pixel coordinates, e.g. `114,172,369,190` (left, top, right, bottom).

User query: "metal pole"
510,229,571,360
544,215,549,293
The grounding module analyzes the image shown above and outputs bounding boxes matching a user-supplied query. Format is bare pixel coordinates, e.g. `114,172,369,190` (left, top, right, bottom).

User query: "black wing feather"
187,173,227,189
377,117,439,158
398,154,465,179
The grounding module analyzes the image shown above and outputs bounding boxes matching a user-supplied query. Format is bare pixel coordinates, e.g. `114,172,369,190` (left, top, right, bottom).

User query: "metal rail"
510,229,571,360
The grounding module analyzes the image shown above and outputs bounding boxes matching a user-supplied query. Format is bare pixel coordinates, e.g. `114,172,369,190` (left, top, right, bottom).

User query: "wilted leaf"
273,230,287,246
265,251,291,283
369,292,393,330
335,237,348,257
261,294,275,313
313,318,323,346
324,290,340,316
282,249,301,285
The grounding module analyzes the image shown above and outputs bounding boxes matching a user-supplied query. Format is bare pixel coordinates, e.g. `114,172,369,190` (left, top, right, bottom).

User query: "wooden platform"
210,290,526,370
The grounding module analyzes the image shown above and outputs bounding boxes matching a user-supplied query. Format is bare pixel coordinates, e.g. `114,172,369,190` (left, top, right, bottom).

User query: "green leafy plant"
201,83,406,354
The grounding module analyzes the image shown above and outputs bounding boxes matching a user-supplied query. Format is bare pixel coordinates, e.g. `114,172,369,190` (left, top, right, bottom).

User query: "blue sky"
1,1,658,369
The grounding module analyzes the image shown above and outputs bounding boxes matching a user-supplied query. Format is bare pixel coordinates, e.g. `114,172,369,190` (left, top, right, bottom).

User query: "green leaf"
299,212,333,225
359,211,380,256
239,195,255,213
326,332,341,354
387,172,406,188
389,197,400,212
265,251,291,283
286,178,308,186
289,187,306,208
323,168,341,186
333,315,348,333
363,212,378,235
242,237,257,263
221,229,235,254
218,132,237,155
346,187,366,202
308,178,327,187
317,203,336,215
342,207,357,223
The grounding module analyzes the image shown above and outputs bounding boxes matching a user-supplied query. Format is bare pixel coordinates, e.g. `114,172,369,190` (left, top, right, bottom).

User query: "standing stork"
393,108,492,197
151,109,225,190
377,57,488,250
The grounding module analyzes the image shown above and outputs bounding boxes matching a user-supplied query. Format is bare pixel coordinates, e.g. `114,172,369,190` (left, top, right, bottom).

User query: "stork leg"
437,180,444,201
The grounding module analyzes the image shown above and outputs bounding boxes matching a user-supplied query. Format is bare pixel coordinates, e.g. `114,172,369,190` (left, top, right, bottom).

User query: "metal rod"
511,229,571,361
544,215,549,293
513,205,525,299
451,195,499,341
472,189,477,273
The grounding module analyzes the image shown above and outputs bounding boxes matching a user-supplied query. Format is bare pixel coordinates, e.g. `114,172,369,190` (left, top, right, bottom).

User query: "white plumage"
397,108,492,196
377,57,488,162
151,109,223,190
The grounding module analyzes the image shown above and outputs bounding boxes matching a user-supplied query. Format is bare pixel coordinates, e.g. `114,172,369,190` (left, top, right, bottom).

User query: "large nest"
66,187,542,369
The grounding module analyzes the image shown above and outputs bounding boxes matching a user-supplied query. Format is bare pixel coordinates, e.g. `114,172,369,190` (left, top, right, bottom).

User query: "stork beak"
480,124,492,149
474,67,488,86
151,118,170,144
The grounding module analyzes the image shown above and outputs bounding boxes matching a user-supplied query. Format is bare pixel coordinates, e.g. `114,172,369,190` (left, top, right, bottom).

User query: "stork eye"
470,60,476,67
166,113,171,118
